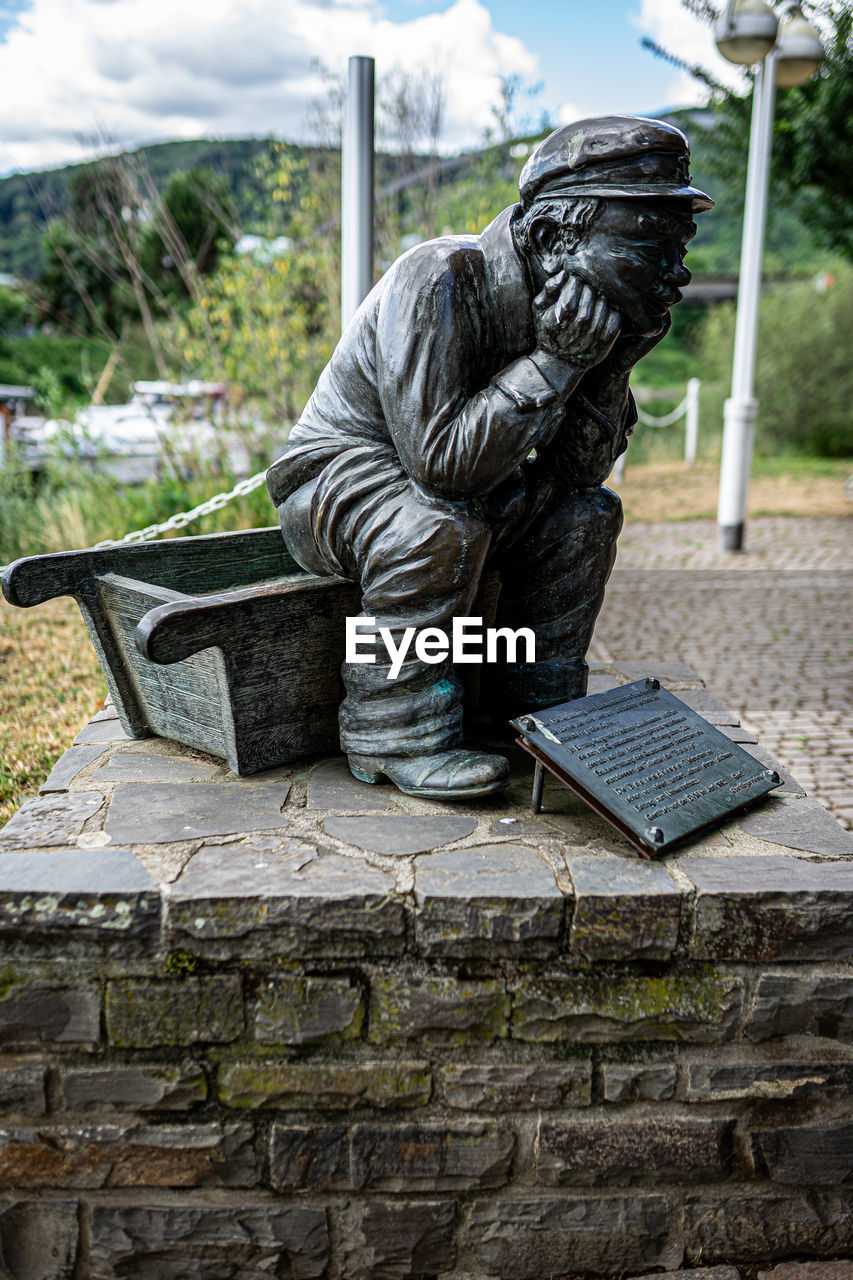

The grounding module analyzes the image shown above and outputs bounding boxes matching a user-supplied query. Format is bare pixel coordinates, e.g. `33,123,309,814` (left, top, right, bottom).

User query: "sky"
0,0,746,175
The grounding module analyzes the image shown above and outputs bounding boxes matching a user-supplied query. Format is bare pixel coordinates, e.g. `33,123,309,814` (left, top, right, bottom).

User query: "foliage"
172,145,340,429
141,166,237,299
0,138,273,280
649,3,853,262
0,330,159,404
695,262,853,456
0,286,29,336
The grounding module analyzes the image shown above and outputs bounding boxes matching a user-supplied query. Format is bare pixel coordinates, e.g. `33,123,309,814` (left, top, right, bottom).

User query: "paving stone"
92,752,222,783
369,975,509,1046
627,1269,741,1280
39,745,108,792
91,705,119,721
62,1063,207,1111
443,1062,591,1110
323,814,475,854
341,1200,456,1280
747,971,853,1041
602,1062,677,1103
104,781,289,844
687,1060,853,1102
0,791,105,850
307,759,396,811
489,816,552,836
587,673,622,694
741,743,805,795
613,660,703,685
752,1121,853,1185
467,1194,670,1278
254,974,364,1045
90,1204,329,1280
758,1264,853,1280
169,843,405,958
566,850,682,959
0,1059,47,1111
219,1059,430,1110
683,854,853,961
106,976,243,1048
0,1200,79,1280
675,690,740,725
737,796,853,857
350,1120,515,1191
414,844,564,958
683,1189,853,1262
0,1122,256,1187
512,969,742,1044
718,725,760,743
0,982,100,1049
0,847,159,944
537,1116,733,1185
73,719,131,745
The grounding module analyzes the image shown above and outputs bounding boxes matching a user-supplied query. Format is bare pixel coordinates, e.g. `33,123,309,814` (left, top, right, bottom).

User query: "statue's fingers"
553,274,580,326
602,308,622,343
575,282,596,324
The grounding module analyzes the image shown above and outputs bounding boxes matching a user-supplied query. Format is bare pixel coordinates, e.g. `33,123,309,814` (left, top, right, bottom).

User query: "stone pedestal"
0,661,851,1279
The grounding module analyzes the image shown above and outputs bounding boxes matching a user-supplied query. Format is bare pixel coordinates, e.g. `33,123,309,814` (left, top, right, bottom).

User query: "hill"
0,138,274,279
0,117,829,284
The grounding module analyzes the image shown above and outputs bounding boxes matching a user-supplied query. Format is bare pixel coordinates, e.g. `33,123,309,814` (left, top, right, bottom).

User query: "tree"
142,166,237,298
173,145,340,433
644,1,853,261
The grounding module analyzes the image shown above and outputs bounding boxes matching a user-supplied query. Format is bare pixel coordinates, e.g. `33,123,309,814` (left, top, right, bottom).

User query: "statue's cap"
519,115,713,212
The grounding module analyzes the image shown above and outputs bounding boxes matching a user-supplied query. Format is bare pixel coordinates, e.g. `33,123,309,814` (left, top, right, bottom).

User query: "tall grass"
0,447,282,568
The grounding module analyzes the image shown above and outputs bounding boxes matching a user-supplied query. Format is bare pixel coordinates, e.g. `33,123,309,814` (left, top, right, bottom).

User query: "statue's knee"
278,480,330,577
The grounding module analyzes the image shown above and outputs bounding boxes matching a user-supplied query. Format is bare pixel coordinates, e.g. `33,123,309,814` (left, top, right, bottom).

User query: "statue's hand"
604,311,672,375
533,271,621,369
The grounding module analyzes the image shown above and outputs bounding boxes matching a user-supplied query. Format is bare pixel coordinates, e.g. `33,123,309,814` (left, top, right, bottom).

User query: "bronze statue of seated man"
266,114,712,800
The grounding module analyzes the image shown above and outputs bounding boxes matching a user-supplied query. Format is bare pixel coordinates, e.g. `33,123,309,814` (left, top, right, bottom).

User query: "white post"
717,54,777,551
341,55,375,331
685,377,700,468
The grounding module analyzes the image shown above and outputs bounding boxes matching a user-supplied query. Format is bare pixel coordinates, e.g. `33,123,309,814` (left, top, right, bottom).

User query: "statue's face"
562,198,695,335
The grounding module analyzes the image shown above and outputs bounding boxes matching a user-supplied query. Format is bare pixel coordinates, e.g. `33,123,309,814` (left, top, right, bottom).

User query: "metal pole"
341,55,375,330
685,377,700,468
717,54,777,551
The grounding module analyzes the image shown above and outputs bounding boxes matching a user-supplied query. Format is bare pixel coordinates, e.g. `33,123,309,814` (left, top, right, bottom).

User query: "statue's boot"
348,747,510,799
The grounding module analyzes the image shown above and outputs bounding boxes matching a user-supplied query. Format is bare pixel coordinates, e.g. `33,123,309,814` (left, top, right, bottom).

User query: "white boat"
6,380,253,483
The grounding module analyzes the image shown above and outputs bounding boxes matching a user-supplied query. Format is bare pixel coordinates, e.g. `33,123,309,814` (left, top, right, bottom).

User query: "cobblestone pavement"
593,516,853,830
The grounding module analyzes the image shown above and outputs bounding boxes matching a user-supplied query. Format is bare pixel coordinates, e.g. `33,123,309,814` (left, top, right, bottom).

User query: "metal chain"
91,469,269,549
635,394,690,429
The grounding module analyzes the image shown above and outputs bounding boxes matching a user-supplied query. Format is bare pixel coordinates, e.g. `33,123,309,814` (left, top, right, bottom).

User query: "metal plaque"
510,678,780,858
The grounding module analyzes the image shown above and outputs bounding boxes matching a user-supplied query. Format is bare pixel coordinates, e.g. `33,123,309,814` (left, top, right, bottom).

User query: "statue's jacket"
266,205,636,545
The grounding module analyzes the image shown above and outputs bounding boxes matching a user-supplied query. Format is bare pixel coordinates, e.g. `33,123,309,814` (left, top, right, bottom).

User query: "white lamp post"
715,1,824,552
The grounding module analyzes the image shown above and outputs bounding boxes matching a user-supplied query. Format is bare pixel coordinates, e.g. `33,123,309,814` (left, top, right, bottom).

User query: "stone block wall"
0,660,851,1278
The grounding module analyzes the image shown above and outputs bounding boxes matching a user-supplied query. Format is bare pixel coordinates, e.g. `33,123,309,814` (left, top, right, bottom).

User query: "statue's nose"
665,261,691,287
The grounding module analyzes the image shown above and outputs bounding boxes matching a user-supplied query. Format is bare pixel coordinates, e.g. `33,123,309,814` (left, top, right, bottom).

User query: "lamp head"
775,9,824,85
715,0,779,65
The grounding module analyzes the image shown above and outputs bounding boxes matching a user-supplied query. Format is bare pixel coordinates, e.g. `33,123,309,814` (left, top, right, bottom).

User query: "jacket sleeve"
374,246,584,498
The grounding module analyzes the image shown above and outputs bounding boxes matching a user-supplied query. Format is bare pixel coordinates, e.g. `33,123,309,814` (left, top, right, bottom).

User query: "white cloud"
630,0,748,105
0,0,538,172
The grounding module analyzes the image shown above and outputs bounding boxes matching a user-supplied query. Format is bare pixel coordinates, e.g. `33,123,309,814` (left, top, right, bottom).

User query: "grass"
1,455,850,826
611,457,852,524
0,596,106,825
